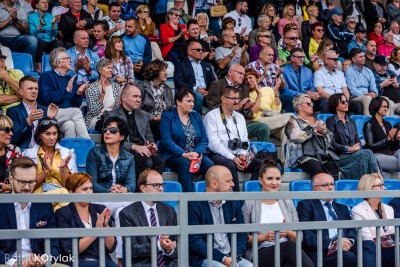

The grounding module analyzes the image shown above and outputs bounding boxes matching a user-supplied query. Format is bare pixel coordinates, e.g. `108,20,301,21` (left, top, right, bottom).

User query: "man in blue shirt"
347,23,367,54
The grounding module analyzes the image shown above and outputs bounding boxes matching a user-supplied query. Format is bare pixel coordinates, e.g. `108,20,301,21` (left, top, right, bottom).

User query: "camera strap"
220,106,241,141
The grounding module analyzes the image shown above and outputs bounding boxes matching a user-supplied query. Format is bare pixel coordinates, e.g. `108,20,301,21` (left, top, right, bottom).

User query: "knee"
70,108,84,118
61,121,75,131
25,35,38,46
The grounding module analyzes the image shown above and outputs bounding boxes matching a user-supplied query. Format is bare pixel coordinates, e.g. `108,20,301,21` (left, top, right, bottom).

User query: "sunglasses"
327,57,339,61
238,18,241,27
287,37,298,40
315,29,324,32
302,101,314,107
339,99,349,104
0,127,13,133
40,119,58,126
261,35,271,38
348,21,356,24
191,48,204,52
103,127,120,134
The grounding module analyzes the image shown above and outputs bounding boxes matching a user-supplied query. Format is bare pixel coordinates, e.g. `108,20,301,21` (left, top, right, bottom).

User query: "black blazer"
55,203,116,265
363,0,387,31
173,57,216,91
59,9,94,47
363,116,399,154
326,115,360,155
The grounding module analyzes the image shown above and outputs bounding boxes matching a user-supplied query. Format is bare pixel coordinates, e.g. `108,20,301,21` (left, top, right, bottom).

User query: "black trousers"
35,38,64,63
133,153,165,188
299,159,340,179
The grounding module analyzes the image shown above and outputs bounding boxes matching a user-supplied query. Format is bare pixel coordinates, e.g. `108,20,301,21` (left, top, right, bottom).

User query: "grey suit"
119,202,178,267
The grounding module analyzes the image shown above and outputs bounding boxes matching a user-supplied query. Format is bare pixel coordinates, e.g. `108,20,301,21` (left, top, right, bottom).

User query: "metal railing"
1,190,400,267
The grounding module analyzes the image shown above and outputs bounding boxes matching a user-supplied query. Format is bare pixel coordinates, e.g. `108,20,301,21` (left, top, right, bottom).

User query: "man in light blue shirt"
347,23,367,54
344,48,377,115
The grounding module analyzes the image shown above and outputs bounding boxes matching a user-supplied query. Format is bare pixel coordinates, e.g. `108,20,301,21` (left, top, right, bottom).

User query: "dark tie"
325,202,339,221
150,208,166,267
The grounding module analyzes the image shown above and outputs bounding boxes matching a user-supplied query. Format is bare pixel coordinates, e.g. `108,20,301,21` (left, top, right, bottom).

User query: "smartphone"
390,75,396,79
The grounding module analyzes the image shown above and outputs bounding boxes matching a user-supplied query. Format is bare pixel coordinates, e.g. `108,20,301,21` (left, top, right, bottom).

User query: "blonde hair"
358,173,383,191
196,12,209,31
306,5,318,17
283,4,295,18
257,30,271,39
0,115,13,128
292,94,310,113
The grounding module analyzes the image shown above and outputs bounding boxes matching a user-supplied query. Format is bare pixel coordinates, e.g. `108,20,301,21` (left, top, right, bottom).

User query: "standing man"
120,169,177,266
188,165,253,267
103,3,125,38
223,0,252,38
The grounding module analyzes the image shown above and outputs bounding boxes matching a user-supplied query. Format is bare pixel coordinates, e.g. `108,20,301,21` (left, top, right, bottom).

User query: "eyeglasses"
103,127,120,134
58,56,71,61
348,21,356,24
224,96,241,101
292,55,305,59
381,105,389,109
261,35,271,38
232,69,245,76
286,37,298,41
13,178,37,187
146,183,164,189
0,127,13,133
302,101,314,107
39,119,58,126
315,29,324,32
339,99,349,104
327,57,339,61
171,13,181,17
190,48,204,52
372,183,385,189
314,182,335,188
142,10,149,13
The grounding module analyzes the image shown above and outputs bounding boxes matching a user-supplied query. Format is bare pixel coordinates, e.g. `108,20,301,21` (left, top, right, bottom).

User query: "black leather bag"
303,133,339,161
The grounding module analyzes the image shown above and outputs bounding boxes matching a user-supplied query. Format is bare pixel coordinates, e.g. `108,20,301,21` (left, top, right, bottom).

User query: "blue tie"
325,202,339,221
150,208,166,267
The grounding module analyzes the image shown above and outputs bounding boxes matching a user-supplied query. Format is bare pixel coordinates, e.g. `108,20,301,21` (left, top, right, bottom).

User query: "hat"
355,23,366,33
331,8,343,16
374,55,388,65
0,50,6,60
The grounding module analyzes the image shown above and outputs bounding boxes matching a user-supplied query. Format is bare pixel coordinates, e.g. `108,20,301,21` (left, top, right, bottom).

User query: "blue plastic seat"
350,115,371,140
334,180,363,209
384,116,400,127
249,141,276,152
243,180,262,192
317,114,334,122
194,181,206,192
41,53,52,73
162,181,182,212
289,180,312,207
11,52,38,76
382,179,400,204
59,138,96,172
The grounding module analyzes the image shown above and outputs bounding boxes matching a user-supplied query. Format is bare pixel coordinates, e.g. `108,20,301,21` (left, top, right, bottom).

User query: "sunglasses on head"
103,127,119,134
40,119,58,127
0,127,13,133
339,99,349,104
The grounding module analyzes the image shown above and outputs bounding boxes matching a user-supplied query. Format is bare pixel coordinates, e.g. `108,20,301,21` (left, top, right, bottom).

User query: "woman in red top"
368,21,384,46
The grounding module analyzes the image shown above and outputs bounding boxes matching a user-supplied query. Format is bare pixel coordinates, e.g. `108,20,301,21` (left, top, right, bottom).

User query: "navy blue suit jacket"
6,102,48,150
173,57,216,91
297,199,357,252
389,198,400,218
188,200,248,267
55,203,116,264
159,109,208,161
281,64,315,98
0,202,59,264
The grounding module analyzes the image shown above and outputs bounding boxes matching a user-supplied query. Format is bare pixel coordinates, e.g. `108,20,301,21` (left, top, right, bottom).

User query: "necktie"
149,208,166,267
325,202,339,221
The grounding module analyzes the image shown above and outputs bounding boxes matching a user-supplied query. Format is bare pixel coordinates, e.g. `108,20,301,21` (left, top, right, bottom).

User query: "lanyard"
220,107,241,141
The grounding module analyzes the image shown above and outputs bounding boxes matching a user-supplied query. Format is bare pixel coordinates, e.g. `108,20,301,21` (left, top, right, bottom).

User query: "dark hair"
137,168,160,191
174,88,195,104
143,59,168,80
34,118,61,146
349,48,364,60
258,158,282,178
102,116,129,146
125,17,137,25
65,172,92,192
186,18,198,29
245,68,260,79
369,96,389,116
9,157,36,178
108,2,121,10
222,85,239,96
19,75,38,88
93,20,109,31
290,47,304,57
283,23,298,34
222,17,236,29
311,22,324,32
105,36,127,63
327,93,346,114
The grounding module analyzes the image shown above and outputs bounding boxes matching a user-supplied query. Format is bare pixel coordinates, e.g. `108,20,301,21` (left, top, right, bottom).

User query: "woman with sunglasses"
0,115,22,194
363,97,400,172
137,59,175,141
325,94,380,179
352,173,395,267
249,30,277,62
242,159,314,267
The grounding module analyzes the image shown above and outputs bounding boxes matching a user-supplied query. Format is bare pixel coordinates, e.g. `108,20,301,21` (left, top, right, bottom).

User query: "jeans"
194,90,204,115
202,258,253,267
56,108,90,139
0,35,38,62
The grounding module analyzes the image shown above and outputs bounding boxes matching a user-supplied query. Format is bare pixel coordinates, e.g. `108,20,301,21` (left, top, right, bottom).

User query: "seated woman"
363,97,400,172
242,159,314,267
85,59,121,132
137,59,175,141
159,89,214,192
326,93,380,179
0,115,22,193
56,172,118,267
105,36,135,85
249,30,277,62
352,173,395,267
245,68,290,163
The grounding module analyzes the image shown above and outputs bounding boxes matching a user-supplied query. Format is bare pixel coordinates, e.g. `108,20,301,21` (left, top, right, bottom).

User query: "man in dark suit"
105,84,165,181
296,173,358,267
174,40,216,114
119,168,177,266
0,157,65,266
6,76,58,150
188,165,252,267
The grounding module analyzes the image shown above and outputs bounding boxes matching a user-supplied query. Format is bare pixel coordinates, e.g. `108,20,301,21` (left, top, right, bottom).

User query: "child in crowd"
93,21,108,59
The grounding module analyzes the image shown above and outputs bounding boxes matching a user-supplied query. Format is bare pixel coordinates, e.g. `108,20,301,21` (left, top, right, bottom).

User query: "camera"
228,138,249,150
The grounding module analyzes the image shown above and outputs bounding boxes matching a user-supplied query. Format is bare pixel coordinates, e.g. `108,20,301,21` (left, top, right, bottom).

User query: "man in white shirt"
223,0,252,38
204,86,263,192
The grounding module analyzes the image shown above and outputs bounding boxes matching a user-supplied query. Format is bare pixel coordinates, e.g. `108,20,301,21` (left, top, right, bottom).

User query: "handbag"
210,5,227,17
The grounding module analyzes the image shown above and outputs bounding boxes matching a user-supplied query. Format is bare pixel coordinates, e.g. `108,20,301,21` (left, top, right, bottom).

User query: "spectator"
0,157,61,266
154,0,168,28
224,0,252,38
0,0,38,65
388,47,400,77
28,0,63,74
174,41,216,114
204,86,263,191
347,23,367,54
123,18,152,79
181,19,213,61
38,47,91,139
169,0,191,24
301,5,319,39
92,20,108,59
138,59,175,141
390,21,400,47
0,50,23,114
159,89,214,192
0,44,14,69
312,38,335,71
66,29,100,84
196,12,219,48
387,0,400,23
193,0,221,35
345,48,377,115
303,22,325,58
102,2,125,38
367,21,384,47
342,59,352,72
365,40,377,70
136,4,163,61
326,8,354,58
51,0,69,16
344,15,357,33
249,30,276,63
7,76,58,150
352,173,395,267
314,50,363,114
104,84,166,180
377,31,396,57
281,48,320,112
0,115,21,194
219,17,245,48
248,15,277,50
119,169,178,266
85,59,121,131
160,8,188,66
19,0,33,14
188,165,253,266
260,3,280,40
105,36,135,84
278,4,299,38
363,0,387,32
59,0,93,49
341,0,364,24
56,172,118,267
297,173,358,267
389,195,400,218
82,0,103,21
363,97,400,172
242,159,315,267
115,0,134,20
277,24,309,66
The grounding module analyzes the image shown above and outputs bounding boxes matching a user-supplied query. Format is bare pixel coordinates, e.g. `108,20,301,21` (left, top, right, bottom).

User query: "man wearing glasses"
0,157,66,266
120,168,177,267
